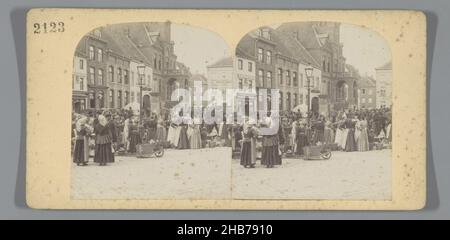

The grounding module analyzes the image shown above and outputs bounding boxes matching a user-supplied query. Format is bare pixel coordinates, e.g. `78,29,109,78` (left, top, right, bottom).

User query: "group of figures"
236,106,392,169
71,109,235,166
72,106,391,168
72,111,118,166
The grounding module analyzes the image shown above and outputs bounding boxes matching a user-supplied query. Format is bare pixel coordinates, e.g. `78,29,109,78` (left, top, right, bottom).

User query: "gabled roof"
207,56,233,68
236,34,257,60
272,28,321,69
99,27,127,58
376,61,392,70
359,76,376,88
277,22,323,49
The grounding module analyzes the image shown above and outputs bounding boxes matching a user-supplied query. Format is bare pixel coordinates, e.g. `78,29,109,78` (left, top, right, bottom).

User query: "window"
249,79,253,89
322,57,326,71
131,92,135,103
98,69,103,85
266,71,272,88
316,77,319,89
300,93,303,105
362,89,366,94
89,67,95,85
158,58,162,70
238,78,243,89
89,46,95,60
257,29,263,37
279,92,283,110
294,93,298,106
117,90,122,108
238,59,243,70
286,70,291,86
124,70,129,84
262,29,271,40
125,91,129,105
153,57,157,69
97,48,103,62
108,66,114,82
258,70,264,87
248,62,253,72
278,68,283,85
79,77,84,91
79,59,84,70
257,48,264,62
109,90,114,108
286,92,291,110
293,72,298,86
368,98,372,103
300,73,303,87
117,68,122,83
98,91,104,108
266,51,272,64
89,91,95,108
131,71,135,86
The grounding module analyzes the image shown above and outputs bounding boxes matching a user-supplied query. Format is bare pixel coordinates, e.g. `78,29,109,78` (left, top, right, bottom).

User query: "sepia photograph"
70,21,392,200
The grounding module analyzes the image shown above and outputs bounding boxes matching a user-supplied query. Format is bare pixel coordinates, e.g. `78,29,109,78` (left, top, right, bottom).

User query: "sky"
340,24,391,77
171,23,231,76
170,22,390,78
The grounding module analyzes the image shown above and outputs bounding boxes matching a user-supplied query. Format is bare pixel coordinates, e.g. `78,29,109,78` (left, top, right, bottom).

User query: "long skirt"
357,130,369,151
334,129,342,146
128,132,141,153
94,142,114,164
345,129,357,152
340,129,349,150
295,135,308,156
261,145,281,166
155,126,167,143
323,128,335,144
189,131,202,149
178,128,190,149
240,142,252,166
147,128,156,141
73,139,88,164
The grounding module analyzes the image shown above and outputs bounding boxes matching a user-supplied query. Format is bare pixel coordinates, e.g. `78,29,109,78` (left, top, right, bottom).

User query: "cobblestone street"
72,148,391,200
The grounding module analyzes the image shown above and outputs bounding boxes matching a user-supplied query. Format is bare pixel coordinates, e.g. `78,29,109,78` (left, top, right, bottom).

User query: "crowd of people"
71,106,391,169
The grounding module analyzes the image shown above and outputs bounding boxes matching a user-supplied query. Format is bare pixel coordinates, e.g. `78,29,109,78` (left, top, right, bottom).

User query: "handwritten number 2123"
33,22,65,34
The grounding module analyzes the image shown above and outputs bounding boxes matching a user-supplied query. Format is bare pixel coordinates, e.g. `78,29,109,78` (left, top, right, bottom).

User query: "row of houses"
206,22,392,116
72,22,191,118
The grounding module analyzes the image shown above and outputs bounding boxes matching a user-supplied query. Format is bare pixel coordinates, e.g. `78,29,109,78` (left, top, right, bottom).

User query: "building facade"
375,61,392,108
277,22,358,114
77,29,109,110
358,76,377,109
72,53,88,113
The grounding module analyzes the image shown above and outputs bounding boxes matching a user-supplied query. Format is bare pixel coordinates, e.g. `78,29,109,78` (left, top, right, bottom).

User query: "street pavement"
72,147,391,200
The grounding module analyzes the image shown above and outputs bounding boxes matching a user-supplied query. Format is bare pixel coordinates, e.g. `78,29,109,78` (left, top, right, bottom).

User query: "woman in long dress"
295,120,308,156
334,120,343,149
177,123,190,149
261,116,281,168
155,118,167,143
122,115,131,152
240,119,257,168
188,124,202,149
323,119,335,145
73,117,92,166
127,119,141,153
344,117,357,152
94,115,114,166
356,116,369,151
